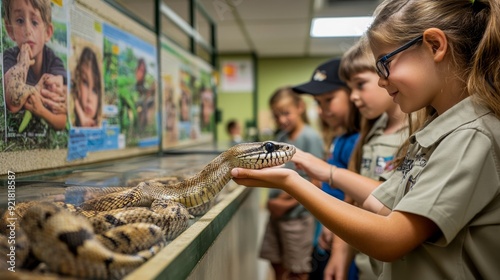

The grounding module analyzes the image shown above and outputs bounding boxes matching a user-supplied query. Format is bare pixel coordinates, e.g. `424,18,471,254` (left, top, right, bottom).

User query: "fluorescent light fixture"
311,16,373,37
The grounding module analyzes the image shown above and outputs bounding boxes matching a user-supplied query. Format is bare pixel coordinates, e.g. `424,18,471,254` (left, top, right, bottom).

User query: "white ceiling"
115,0,381,57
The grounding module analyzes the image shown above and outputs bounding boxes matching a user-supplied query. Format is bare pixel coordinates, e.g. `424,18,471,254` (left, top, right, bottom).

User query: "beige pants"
260,215,315,273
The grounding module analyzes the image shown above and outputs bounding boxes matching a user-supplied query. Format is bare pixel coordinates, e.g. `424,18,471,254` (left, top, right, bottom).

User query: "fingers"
42,98,67,115
41,89,66,102
231,167,270,178
291,149,311,164
44,75,63,89
230,167,246,178
294,163,304,171
36,74,52,90
231,168,269,188
24,101,33,111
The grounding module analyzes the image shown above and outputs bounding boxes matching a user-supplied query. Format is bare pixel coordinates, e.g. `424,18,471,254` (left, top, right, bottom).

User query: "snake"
0,141,295,279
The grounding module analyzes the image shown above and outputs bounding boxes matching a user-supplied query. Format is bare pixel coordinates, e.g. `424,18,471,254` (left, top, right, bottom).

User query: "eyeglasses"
376,35,424,79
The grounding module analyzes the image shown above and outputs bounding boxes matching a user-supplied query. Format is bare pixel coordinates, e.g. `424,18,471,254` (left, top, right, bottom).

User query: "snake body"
0,141,296,279
80,141,296,211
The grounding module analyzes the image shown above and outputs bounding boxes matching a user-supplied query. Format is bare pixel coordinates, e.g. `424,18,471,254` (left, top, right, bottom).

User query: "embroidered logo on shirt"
398,152,427,193
375,156,394,175
362,158,371,170
397,157,414,178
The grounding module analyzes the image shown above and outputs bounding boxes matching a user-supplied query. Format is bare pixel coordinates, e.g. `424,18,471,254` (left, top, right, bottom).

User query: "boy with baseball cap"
292,58,361,280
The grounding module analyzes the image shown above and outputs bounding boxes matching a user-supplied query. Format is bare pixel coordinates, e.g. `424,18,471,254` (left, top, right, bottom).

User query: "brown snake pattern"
0,141,296,279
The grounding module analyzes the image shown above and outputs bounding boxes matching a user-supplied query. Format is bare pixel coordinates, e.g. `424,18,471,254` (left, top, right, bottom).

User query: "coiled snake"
0,141,296,279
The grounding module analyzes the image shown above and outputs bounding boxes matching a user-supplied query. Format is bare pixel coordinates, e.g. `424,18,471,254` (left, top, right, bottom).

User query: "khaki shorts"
259,215,315,273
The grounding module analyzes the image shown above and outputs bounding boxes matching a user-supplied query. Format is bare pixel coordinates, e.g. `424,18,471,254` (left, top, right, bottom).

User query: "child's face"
347,70,395,120
314,89,350,129
5,0,53,61
78,63,99,120
230,123,241,136
371,39,437,114
272,97,303,133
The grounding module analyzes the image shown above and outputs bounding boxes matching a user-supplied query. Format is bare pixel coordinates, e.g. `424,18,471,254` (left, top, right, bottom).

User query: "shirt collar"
410,97,491,148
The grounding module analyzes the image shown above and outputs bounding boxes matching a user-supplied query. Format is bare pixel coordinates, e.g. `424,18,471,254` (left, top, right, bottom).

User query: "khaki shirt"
361,113,408,179
373,97,500,279
357,113,408,280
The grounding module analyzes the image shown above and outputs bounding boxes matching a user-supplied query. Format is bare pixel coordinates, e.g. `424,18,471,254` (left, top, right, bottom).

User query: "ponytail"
468,0,500,118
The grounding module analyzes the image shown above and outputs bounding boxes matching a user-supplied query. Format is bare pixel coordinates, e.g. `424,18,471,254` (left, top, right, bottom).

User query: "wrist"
329,165,338,186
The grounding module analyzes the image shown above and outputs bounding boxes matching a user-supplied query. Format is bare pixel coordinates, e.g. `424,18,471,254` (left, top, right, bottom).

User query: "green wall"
215,55,255,145
216,55,332,144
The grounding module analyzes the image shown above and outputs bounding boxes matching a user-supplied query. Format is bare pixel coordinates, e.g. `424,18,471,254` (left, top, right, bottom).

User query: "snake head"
230,141,296,169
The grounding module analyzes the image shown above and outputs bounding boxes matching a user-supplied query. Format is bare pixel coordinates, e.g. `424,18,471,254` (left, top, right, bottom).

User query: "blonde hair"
367,0,500,167
338,38,378,173
269,86,309,124
339,36,376,83
2,0,52,27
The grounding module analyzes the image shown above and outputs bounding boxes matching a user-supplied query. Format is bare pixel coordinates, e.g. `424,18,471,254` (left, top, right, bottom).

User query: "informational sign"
220,59,253,92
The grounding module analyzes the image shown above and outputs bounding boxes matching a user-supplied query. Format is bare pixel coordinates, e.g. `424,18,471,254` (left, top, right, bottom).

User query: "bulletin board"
0,0,217,175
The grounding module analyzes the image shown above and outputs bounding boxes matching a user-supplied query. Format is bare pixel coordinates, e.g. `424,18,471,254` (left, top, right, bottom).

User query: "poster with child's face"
69,37,104,129
1,0,69,151
0,0,4,150
0,49,4,151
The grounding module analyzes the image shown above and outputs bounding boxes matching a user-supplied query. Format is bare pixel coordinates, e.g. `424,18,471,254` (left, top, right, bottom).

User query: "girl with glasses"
232,0,500,279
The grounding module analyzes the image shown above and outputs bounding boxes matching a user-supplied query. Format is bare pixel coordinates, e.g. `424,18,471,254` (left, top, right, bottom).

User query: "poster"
0,0,211,169
160,38,215,149
220,59,253,92
102,23,158,148
65,5,159,161
1,0,70,151
66,4,121,161
193,58,215,135
0,0,4,151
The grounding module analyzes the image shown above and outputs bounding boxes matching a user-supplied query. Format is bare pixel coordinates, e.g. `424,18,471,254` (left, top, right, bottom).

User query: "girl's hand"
292,148,332,182
74,96,96,127
318,227,333,251
323,252,347,280
231,167,298,190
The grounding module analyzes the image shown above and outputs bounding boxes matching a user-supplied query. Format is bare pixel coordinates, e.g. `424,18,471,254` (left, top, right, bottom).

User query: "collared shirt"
361,113,408,179
373,97,500,279
269,124,324,220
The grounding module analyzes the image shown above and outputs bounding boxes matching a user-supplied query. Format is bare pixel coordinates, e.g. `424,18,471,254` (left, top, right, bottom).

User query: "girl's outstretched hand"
292,148,331,182
74,96,96,127
231,167,298,190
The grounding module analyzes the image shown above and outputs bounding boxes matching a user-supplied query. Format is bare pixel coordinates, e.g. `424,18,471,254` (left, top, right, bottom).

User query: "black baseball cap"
292,58,347,95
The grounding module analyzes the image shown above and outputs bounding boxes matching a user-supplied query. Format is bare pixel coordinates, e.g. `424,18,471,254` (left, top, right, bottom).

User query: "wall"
216,56,332,144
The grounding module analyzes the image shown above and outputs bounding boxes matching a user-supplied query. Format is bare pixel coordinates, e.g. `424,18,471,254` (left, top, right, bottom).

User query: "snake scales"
0,141,295,279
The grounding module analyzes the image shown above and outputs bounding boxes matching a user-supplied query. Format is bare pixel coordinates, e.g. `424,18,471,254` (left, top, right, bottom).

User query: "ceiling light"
311,16,373,37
